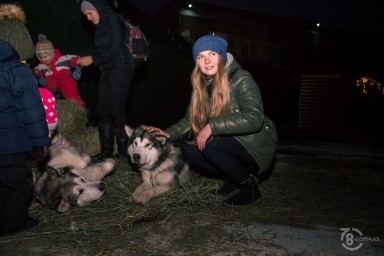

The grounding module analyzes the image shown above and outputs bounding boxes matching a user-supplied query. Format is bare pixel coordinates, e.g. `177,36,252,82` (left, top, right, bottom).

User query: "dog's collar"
51,133,70,147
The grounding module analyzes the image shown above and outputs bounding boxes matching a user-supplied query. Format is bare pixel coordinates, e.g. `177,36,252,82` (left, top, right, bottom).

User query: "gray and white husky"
125,125,192,204
33,146,115,212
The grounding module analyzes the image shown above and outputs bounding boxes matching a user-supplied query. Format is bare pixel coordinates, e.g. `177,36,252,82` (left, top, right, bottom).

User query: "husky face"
125,125,167,169
38,166,106,213
33,146,115,212
64,174,105,207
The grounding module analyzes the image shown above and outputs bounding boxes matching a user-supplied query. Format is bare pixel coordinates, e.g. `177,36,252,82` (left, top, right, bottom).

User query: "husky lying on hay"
125,125,192,204
34,146,115,212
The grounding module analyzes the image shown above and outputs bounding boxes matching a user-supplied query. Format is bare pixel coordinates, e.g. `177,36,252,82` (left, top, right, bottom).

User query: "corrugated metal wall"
299,75,355,132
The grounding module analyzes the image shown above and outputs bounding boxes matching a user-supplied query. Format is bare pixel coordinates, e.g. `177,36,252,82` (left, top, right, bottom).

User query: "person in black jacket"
77,0,135,160
0,4,50,236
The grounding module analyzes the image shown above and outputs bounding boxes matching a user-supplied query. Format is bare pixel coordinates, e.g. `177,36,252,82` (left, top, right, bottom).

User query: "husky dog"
34,146,115,212
125,125,191,204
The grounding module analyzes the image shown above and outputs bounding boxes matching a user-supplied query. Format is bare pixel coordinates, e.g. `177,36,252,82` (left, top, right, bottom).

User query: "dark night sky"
127,0,384,35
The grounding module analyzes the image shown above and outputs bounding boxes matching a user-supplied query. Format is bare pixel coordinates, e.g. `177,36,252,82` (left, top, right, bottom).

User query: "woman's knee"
200,139,219,158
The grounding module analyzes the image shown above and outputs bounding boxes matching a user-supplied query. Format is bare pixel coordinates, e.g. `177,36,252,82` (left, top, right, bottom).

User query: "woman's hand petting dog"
145,126,170,138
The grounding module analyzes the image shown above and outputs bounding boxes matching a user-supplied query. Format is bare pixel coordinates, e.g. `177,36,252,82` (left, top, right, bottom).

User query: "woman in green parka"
147,35,277,206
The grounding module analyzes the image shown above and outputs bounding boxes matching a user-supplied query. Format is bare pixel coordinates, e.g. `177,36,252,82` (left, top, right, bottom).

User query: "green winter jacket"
165,53,278,173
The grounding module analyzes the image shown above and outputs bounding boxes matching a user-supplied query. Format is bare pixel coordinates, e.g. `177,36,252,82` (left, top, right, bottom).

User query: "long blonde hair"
189,58,230,140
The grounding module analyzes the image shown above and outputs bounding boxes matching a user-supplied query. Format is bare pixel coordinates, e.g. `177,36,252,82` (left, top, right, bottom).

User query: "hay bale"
56,99,99,155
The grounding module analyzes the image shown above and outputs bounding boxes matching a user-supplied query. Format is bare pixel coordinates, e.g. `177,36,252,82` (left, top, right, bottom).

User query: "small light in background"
316,22,321,27
188,4,192,8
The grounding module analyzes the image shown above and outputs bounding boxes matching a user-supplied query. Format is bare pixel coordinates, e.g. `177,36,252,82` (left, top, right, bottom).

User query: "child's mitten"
37,77,47,87
72,65,82,81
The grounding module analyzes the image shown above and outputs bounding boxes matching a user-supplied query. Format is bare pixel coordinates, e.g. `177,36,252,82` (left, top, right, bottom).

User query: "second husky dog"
34,146,115,212
125,125,191,204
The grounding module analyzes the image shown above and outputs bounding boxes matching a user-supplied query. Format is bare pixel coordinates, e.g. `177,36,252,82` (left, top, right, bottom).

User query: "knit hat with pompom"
36,34,54,57
0,4,35,60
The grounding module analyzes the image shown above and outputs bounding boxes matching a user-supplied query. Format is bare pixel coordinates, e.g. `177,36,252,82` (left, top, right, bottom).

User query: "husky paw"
81,154,91,166
131,191,152,204
102,158,115,174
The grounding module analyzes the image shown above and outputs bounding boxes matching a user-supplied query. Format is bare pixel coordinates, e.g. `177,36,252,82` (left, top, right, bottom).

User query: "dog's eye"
81,178,86,183
79,189,84,195
145,143,151,147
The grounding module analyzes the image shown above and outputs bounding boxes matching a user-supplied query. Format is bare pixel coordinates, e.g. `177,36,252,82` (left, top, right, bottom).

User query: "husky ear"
57,198,71,213
46,166,60,179
155,135,168,145
59,166,72,175
124,125,133,137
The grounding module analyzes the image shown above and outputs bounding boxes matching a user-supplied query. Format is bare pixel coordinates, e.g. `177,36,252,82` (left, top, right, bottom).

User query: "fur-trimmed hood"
0,4,26,23
0,3,35,60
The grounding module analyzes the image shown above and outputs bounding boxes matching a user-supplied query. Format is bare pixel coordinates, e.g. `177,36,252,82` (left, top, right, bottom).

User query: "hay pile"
26,161,220,254
56,99,99,155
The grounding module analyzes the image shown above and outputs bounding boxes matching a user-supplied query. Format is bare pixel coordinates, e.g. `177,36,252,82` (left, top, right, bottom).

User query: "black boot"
114,128,129,160
222,177,261,206
92,124,114,161
217,179,238,196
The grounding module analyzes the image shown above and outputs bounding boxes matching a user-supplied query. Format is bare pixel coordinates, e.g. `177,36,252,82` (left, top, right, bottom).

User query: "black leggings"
179,136,259,185
98,67,134,129
0,153,32,234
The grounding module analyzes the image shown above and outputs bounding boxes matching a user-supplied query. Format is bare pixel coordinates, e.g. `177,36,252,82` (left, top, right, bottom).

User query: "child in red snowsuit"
34,34,86,109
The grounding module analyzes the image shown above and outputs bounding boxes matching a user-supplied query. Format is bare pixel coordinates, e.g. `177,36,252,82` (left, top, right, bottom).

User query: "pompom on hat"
36,34,54,57
192,34,228,63
0,4,35,60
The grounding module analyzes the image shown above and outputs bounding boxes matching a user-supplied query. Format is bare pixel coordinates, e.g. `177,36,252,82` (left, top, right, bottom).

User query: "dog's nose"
99,182,105,191
132,154,140,162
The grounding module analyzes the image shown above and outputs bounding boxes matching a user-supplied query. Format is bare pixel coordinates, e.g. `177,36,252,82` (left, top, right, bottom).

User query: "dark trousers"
98,67,134,129
179,136,259,185
0,153,32,234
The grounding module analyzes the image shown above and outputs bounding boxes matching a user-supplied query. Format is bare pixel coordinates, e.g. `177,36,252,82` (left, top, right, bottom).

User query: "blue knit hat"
192,35,228,63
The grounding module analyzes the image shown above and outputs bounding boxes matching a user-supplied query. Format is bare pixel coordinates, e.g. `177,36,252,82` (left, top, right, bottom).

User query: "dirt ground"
0,133,383,255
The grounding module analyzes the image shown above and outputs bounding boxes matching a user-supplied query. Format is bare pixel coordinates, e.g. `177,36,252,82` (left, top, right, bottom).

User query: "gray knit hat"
192,35,228,63
0,4,35,60
36,34,54,57
81,1,97,12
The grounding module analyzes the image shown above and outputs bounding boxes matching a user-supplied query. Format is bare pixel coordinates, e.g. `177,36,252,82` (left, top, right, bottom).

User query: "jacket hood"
0,39,19,60
225,52,242,79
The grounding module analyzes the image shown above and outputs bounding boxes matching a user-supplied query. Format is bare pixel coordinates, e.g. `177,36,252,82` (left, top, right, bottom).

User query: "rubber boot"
222,177,261,206
92,124,114,161
114,128,129,160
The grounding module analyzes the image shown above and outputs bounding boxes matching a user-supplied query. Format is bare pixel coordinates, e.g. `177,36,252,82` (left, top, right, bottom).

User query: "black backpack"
124,20,149,66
